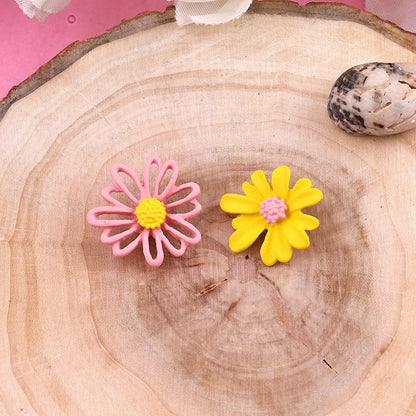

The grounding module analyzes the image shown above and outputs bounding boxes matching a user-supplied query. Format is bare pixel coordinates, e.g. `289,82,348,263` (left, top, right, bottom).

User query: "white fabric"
174,0,253,25
14,0,70,21
366,0,416,33
12,0,253,24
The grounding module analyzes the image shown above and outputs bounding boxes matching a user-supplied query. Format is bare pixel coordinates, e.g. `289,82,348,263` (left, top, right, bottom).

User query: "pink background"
0,0,365,99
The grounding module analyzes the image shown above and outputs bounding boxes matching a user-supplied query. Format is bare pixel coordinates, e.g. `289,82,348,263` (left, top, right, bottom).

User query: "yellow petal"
281,221,310,249
232,214,259,230
274,225,293,263
251,170,273,199
220,193,260,214
287,188,323,212
229,216,266,252
288,178,312,199
272,166,291,199
288,210,320,230
260,228,278,266
242,181,264,202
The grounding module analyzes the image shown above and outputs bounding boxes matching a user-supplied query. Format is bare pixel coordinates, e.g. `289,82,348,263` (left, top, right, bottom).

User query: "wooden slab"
1,2,416,415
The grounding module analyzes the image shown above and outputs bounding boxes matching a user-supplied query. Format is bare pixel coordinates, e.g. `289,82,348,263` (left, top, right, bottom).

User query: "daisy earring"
220,166,323,266
87,156,201,267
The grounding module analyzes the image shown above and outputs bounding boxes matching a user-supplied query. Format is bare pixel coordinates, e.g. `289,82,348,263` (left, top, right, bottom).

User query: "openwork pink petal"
155,160,179,200
101,185,135,209
100,223,141,245
112,231,146,257
164,182,201,213
160,234,187,257
110,163,145,204
142,156,161,197
163,214,201,245
87,205,136,228
168,200,201,219
142,228,165,267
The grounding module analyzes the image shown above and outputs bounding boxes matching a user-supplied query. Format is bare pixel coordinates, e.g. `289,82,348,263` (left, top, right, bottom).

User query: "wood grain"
1,2,416,415
2,0,416,121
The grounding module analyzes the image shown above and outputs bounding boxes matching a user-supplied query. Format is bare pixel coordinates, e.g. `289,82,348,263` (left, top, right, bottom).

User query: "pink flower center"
259,196,287,223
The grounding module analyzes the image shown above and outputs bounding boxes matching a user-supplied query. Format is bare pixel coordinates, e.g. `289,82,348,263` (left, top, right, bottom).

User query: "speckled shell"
327,62,416,136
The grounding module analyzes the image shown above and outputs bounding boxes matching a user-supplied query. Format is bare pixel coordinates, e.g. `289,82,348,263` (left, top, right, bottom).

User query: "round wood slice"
1,2,416,415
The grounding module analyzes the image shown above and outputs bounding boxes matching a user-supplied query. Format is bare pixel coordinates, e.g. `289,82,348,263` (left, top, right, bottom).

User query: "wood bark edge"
1,0,415,122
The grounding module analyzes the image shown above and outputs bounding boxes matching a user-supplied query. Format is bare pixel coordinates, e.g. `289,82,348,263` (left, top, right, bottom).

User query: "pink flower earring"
87,156,201,267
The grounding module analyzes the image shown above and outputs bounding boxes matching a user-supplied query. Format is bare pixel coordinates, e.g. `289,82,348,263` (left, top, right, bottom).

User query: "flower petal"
274,225,293,263
161,234,186,257
87,206,136,228
220,194,260,214
164,182,200,211
142,228,164,267
100,223,141,244
288,178,312,199
250,170,273,199
168,200,201,219
155,159,179,200
242,181,264,202
288,210,320,231
272,166,291,199
142,156,162,198
231,213,261,230
110,163,144,205
229,215,266,253
101,185,135,209
163,214,201,246
281,221,310,249
112,230,145,257
260,228,278,266
287,188,323,212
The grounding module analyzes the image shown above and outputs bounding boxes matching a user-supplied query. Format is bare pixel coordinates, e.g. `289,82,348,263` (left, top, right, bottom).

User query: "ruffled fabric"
174,0,253,26
14,0,70,21
13,0,416,33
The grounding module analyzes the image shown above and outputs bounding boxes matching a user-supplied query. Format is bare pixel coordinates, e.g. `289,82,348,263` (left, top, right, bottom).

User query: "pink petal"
112,231,146,257
100,223,141,245
163,214,201,245
155,160,179,200
160,233,187,257
142,228,164,267
143,156,163,198
168,200,201,219
164,182,200,211
110,163,145,205
101,185,135,209
87,205,136,228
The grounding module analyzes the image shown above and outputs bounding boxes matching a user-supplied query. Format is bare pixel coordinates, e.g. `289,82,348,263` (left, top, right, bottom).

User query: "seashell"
327,62,416,136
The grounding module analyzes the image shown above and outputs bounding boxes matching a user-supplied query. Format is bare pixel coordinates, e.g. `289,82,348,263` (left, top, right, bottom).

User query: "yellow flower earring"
220,166,323,266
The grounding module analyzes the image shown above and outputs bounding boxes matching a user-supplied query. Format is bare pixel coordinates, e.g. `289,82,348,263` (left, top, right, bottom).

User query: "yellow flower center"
135,197,166,229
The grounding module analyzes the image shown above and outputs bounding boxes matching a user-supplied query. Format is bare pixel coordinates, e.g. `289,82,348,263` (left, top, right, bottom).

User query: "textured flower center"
135,197,166,229
260,196,287,223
